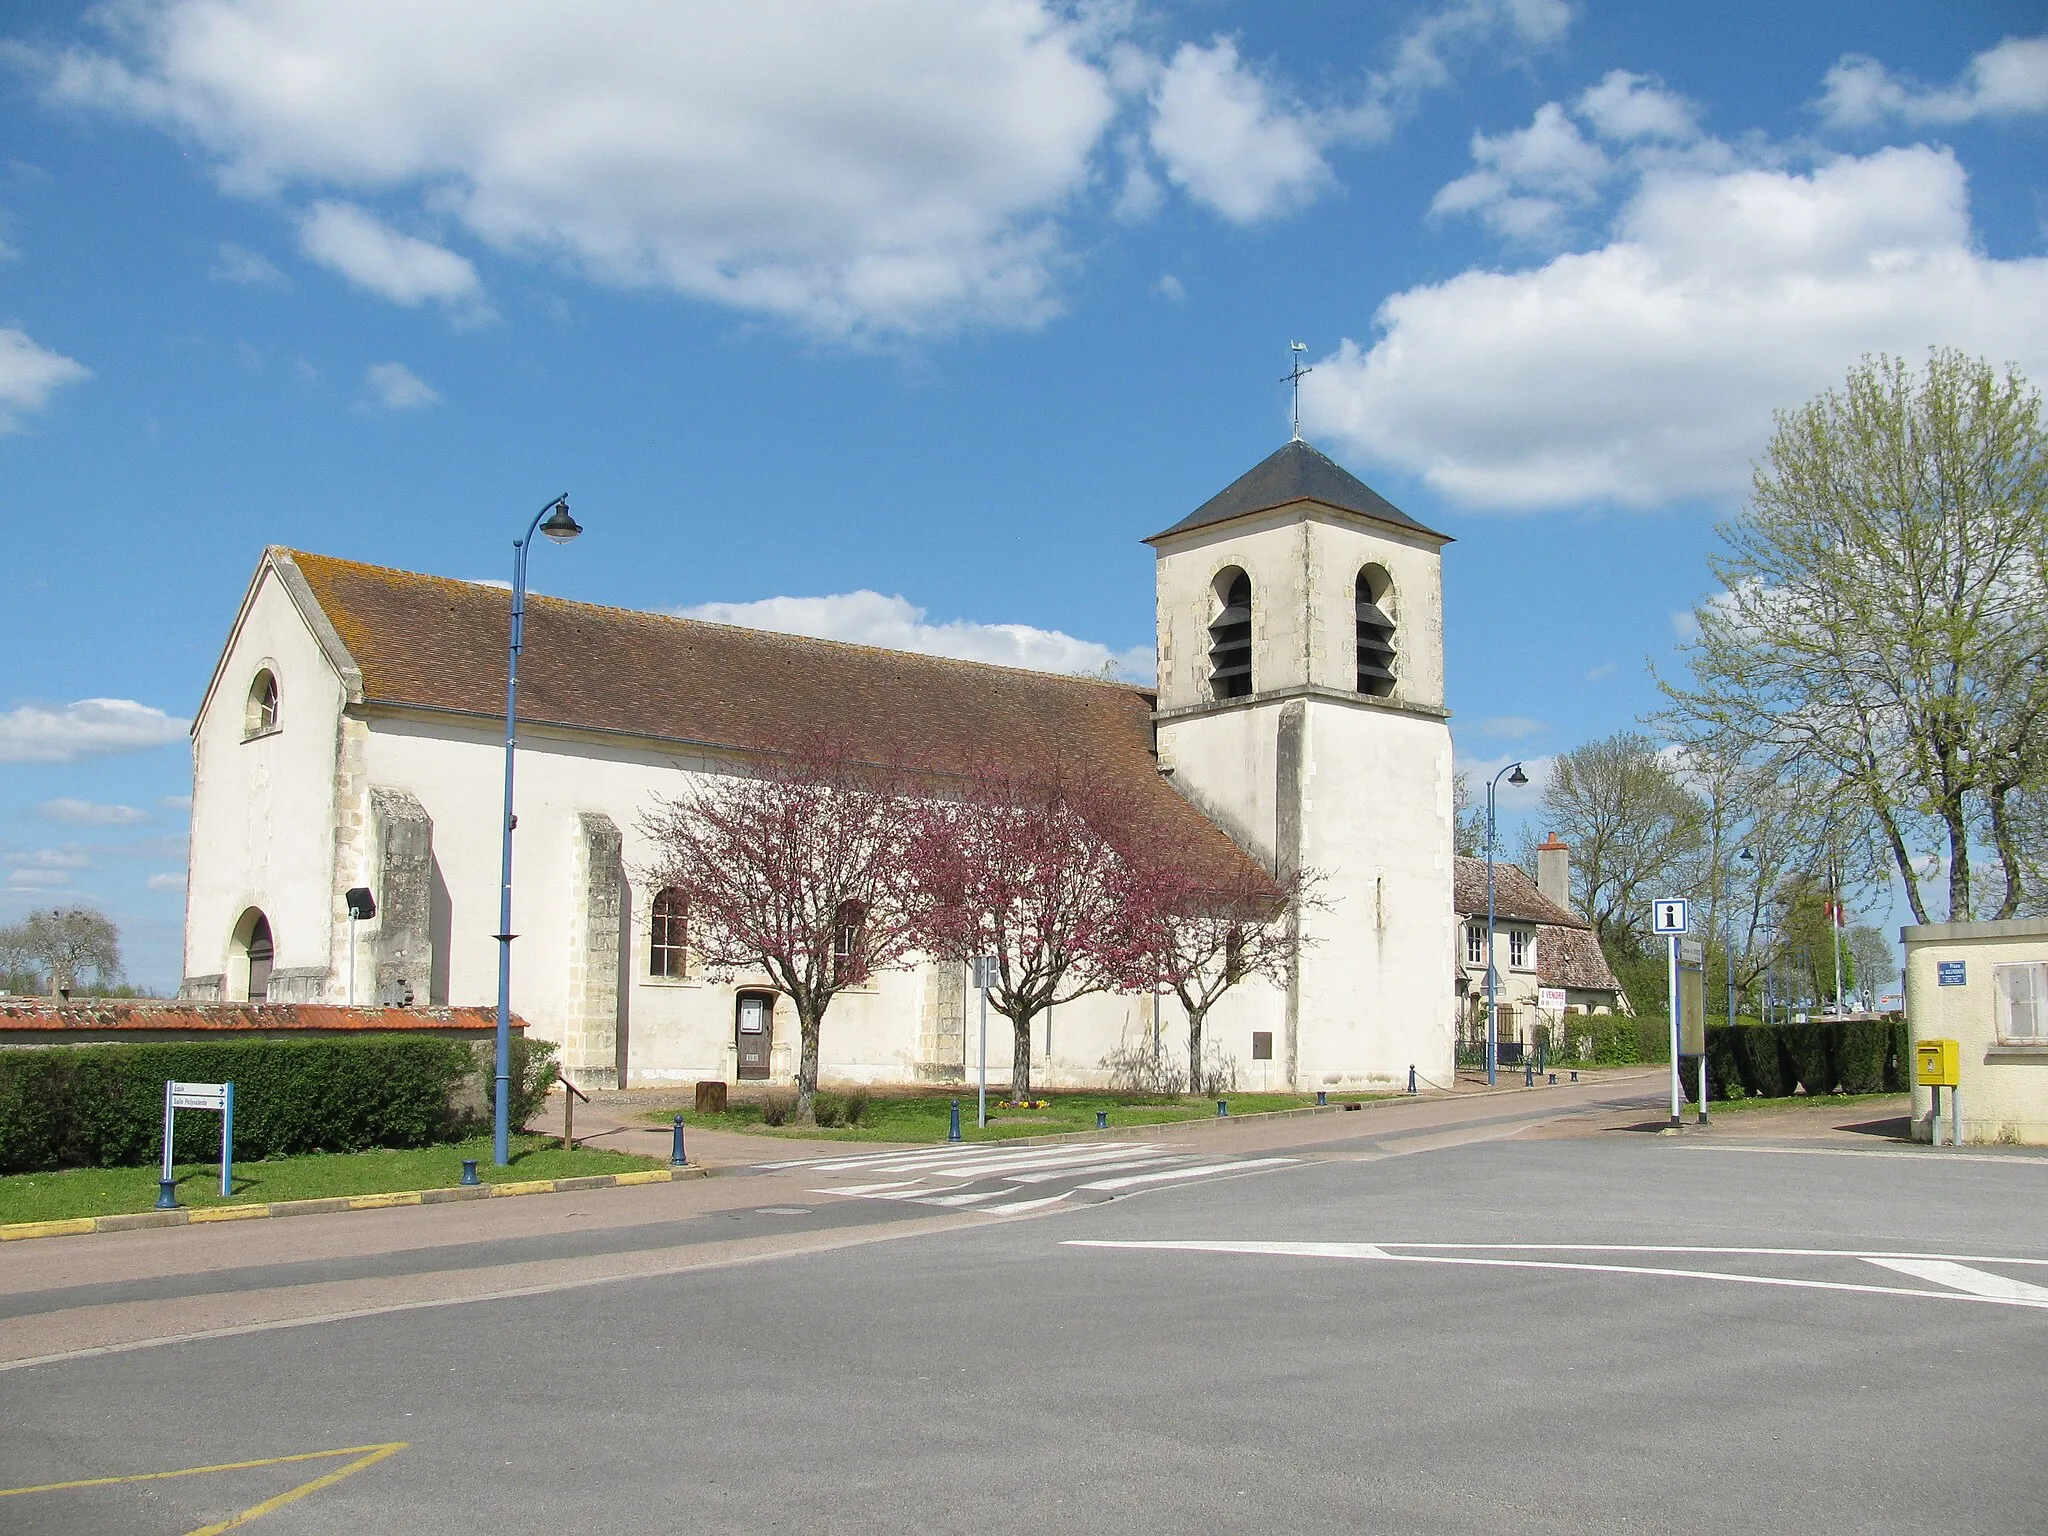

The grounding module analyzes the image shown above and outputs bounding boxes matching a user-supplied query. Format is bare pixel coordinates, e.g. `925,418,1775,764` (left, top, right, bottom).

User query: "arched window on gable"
650,888,688,979
1208,569,1253,700
1355,567,1396,697
245,669,280,737
833,900,867,983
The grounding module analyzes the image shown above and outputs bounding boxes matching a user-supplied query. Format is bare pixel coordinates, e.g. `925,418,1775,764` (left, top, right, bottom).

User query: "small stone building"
1451,835,1626,1054
1902,916,2048,1144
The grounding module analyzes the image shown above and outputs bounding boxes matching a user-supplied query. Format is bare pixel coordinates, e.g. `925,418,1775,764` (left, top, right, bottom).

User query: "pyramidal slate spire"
1145,439,1449,545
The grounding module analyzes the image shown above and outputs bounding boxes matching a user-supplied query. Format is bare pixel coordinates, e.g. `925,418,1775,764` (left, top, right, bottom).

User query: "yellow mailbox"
1916,1038,1959,1088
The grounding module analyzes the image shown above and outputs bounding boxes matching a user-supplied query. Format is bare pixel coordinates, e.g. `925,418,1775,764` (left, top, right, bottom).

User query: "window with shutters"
1208,569,1253,700
1356,567,1396,697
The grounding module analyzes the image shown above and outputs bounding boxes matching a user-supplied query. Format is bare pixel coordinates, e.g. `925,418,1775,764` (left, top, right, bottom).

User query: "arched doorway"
232,908,274,1002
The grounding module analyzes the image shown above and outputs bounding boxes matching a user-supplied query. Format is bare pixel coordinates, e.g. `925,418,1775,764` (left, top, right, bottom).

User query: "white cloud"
1819,36,2048,129
1584,661,1617,680
159,794,192,812
1576,70,1699,142
146,871,187,892
210,239,289,287
1456,752,1552,810
359,361,438,413
37,799,148,826
1431,102,1611,244
678,590,1151,680
3,868,70,890
298,200,484,312
1148,38,1332,223
1478,715,1547,740
1369,0,1570,121
5,847,92,870
36,0,1119,338
1671,609,1700,642
0,699,190,763
0,327,89,428
1307,144,2048,509
1154,273,1185,302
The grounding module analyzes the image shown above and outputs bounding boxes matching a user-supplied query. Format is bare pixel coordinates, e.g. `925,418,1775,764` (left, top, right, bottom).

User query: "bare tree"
1846,924,1897,1011
904,767,1139,1099
1663,349,2048,923
0,908,122,995
1537,732,1705,946
1452,771,1486,858
1125,864,1323,1095
639,743,918,1122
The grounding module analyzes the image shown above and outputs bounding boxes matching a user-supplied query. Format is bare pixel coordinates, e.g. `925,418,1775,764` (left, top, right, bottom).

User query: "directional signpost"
158,1079,235,1209
1651,899,1689,1127
971,956,1000,1129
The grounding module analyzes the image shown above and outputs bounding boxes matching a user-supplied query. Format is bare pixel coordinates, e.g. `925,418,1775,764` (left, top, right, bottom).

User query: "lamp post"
1485,761,1529,1087
493,494,582,1166
1730,848,1752,1031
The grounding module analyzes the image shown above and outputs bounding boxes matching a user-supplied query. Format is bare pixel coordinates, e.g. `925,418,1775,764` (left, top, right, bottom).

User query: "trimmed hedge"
0,1035,557,1173
1696,1018,1907,1101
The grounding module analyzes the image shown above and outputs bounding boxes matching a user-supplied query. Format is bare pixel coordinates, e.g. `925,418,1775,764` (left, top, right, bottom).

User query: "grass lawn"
644,1089,1350,1143
0,1133,662,1227
1708,1091,1907,1114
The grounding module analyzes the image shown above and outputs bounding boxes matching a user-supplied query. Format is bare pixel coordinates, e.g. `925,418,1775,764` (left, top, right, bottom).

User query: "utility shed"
1901,917,2048,1144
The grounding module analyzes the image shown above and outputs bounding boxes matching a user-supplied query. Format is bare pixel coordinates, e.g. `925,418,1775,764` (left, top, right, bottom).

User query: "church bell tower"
1147,438,1457,1090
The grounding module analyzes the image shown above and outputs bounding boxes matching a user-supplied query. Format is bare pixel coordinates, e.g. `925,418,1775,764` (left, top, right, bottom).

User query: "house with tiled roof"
181,440,1460,1093
1452,835,1628,1055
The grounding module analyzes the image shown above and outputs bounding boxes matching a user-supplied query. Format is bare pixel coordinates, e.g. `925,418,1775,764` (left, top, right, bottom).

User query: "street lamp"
493,494,582,1166
1730,847,1752,1031
1485,761,1529,1087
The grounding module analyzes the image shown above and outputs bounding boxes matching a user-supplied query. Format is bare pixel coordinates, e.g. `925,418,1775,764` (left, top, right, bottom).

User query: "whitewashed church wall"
1293,702,1457,1088
184,566,348,1000
1302,517,1445,708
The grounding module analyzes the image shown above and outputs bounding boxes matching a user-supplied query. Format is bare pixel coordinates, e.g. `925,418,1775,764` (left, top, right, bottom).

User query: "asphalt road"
4,1097,2045,1534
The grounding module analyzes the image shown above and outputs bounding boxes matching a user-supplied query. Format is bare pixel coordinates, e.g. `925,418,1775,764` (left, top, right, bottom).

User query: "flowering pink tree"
905,768,1140,1099
1124,864,1322,1093
640,743,917,1123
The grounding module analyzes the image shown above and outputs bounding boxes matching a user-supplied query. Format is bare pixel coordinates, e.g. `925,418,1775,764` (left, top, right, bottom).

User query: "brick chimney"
1536,833,1571,911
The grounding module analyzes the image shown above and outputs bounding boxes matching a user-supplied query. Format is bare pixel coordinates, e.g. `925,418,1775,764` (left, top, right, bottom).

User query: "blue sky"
1,1,2044,991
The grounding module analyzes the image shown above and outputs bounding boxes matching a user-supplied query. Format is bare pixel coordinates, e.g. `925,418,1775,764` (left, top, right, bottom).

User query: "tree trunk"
1010,1009,1033,1099
1186,1004,1210,1096
1943,802,1973,922
795,999,824,1123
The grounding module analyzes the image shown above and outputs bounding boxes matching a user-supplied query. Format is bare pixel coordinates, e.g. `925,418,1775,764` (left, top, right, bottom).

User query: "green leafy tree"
1664,350,2048,923
1536,732,1705,948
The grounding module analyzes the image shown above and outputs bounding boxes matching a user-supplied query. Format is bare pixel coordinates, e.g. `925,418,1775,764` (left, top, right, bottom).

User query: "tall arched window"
1355,567,1396,697
833,900,866,983
233,908,274,1001
650,888,688,979
245,669,279,737
1208,569,1253,700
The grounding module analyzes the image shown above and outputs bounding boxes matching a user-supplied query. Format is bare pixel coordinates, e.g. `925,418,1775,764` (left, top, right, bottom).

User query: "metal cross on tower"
1283,341,1312,440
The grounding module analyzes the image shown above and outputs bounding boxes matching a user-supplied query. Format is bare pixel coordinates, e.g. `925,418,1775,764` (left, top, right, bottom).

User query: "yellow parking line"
187,1442,407,1534
0,1442,407,1501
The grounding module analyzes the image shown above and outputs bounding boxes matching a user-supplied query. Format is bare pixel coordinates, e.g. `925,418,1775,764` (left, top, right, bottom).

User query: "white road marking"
1077,1158,1298,1191
1008,1154,1189,1183
982,1192,1078,1215
1862,1258,2048,1302
1063,1241,2048,1311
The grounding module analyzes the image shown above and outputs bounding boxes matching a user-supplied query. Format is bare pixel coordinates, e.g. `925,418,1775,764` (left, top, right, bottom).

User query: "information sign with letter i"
1651,899,1688,1125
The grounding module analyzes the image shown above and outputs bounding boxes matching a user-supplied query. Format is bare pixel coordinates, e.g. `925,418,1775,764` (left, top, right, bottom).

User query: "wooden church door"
736,993,774,1080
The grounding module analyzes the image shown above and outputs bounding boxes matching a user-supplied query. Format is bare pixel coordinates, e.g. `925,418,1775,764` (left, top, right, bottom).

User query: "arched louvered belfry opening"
1355,566,1396,697
1208,568,1253,700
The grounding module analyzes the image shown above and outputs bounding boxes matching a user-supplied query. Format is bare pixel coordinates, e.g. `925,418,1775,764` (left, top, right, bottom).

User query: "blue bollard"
460,1158,480,1186
1407,1064,1417,1095
670,1115,688,1167
1570,1070,1579,1083
155,1178,179,1211
1525,1058,1534,1087
1096,1110,1108,1129
1548,1073,1557,1086
949,1100,962,1142
1217,1099,1228,1117
1316,1090,1327,1106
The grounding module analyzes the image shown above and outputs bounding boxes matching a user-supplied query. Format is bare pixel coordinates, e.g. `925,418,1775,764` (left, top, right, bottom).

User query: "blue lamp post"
493,494,582,1166
1485,760,1529,1087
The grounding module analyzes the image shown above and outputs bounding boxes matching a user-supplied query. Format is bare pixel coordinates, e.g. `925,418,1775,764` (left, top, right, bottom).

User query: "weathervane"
1283,341,1312,440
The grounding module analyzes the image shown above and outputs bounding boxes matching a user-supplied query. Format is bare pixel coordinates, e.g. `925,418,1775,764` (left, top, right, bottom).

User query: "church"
179,439,1459,1094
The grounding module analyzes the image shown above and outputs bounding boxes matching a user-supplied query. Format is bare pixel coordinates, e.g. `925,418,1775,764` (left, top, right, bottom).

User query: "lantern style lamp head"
538,498,581,544
1507,763,1528,787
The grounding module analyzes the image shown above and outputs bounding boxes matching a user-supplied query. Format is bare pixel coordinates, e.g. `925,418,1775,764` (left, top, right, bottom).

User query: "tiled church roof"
279,549,1272,893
